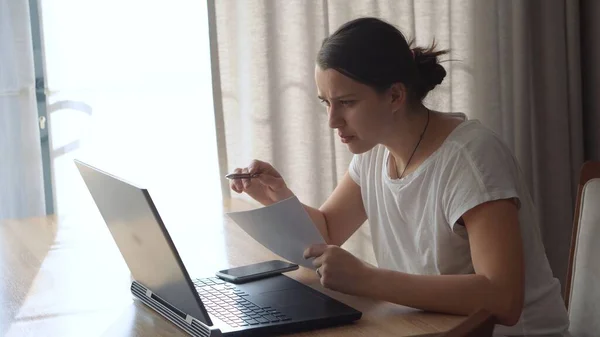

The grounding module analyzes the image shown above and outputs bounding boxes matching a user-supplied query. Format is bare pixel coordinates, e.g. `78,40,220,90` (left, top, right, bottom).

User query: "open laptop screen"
75,159,212,325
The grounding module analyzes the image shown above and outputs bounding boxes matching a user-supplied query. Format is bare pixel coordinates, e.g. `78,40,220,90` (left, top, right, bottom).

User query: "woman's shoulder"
431,118,525,192
441,118,514,160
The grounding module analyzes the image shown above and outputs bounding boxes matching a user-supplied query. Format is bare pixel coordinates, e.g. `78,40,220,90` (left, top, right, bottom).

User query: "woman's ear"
390,83,407,109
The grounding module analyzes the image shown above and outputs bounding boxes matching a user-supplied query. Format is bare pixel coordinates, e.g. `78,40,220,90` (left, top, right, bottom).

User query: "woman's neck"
382,105,432,171
383,108,466,179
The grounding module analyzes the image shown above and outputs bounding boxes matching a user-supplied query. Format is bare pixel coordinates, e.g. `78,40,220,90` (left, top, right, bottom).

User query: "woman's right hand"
229,159,294,206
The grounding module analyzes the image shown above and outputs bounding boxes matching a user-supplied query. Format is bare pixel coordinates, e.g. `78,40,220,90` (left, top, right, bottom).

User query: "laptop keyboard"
194,277,292,328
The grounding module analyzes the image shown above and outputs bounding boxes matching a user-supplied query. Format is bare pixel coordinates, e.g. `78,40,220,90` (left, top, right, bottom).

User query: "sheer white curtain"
212,0,595,285
38,0,225,271
0,0,45,221
213,0,474,264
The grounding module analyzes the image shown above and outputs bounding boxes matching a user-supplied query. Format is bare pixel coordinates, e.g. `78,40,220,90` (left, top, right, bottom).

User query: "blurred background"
2,0,600,293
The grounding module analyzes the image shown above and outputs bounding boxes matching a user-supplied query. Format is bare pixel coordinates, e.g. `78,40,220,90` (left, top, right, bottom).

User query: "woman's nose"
328,106,345,129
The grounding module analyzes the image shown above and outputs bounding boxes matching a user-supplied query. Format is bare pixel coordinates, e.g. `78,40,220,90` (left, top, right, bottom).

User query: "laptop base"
131,281,223,337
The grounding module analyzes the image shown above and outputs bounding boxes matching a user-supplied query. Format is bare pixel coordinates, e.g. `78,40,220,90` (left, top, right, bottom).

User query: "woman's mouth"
340,135,355,143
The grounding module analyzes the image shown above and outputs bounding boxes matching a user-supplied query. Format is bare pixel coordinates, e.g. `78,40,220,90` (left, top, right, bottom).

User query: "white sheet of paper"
226,196,325,269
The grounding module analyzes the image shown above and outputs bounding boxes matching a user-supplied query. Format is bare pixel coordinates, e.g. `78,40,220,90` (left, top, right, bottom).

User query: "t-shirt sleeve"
441,134,521,230
348,154,362,185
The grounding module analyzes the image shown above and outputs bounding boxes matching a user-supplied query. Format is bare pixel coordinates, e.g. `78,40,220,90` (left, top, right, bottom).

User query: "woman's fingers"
256,174,285,190
241,167,251,189
248,159,271,175
230,168,244,192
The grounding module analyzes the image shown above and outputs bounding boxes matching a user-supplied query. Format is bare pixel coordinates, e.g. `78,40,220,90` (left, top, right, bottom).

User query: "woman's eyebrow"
317,93,357,100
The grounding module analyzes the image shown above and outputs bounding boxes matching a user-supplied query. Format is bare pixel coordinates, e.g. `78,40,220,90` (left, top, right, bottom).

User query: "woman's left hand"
303,244,374,295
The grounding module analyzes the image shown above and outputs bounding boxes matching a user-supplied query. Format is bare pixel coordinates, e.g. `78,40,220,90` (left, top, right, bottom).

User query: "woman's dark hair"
317,17,448,103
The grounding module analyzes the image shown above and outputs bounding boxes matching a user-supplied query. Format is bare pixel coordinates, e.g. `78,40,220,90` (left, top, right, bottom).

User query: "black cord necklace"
398,108,431,179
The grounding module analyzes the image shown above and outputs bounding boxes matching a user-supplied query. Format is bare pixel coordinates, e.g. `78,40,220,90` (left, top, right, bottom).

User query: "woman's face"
315,66,398,154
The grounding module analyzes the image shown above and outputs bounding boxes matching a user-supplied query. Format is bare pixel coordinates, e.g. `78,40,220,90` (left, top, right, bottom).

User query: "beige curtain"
581,0,600,160
212,0,473,263
470,0,598,289
212,0,599,286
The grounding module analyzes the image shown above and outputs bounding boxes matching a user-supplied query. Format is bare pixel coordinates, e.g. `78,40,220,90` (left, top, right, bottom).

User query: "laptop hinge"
131,281,222,337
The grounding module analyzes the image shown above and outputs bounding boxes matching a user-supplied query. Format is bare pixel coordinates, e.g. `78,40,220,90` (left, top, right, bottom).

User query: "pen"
225,173,261,180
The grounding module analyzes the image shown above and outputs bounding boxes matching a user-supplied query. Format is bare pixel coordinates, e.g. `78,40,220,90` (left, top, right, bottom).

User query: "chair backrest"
564,162,600,336
440,309,497,337
565,161,600,307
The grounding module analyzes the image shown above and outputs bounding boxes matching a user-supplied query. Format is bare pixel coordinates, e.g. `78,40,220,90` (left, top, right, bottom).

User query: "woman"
229,17,570,336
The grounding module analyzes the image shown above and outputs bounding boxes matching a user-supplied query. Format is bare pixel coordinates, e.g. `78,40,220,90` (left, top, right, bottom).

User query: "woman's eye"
320,99,330,107
339,100,355,106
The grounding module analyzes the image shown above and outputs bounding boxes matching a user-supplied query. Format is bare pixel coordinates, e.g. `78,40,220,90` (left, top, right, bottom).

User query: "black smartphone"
215,260,299,284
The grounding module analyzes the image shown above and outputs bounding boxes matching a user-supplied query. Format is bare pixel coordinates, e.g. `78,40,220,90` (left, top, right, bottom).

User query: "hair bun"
411,45,448,100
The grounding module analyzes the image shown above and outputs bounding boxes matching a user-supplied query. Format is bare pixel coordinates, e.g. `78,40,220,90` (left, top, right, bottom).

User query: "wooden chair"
564,161,600,336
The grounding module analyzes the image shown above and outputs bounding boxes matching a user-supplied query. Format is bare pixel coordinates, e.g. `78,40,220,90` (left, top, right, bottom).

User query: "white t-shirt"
348,120,570,336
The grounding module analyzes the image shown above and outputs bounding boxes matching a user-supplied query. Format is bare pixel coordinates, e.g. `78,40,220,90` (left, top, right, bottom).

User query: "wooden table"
0,198,465,337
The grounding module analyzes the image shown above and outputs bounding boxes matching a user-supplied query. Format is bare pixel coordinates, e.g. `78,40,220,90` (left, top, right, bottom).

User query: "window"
39,0,222,237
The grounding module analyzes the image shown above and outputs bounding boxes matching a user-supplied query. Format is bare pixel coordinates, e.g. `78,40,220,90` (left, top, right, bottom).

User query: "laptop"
74,159,362,337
